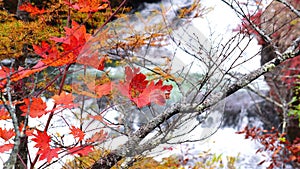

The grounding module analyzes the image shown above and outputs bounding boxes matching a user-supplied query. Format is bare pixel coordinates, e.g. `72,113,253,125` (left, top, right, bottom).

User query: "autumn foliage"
234,0,300,167
0,0,175,168
237,126,300,169
118,66,173,108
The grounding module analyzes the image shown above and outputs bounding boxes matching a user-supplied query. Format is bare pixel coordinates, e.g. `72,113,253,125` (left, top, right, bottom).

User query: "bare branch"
276,0,300,17
91,30,300,168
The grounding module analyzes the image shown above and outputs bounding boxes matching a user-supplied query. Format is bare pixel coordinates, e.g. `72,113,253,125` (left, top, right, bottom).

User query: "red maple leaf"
19,123,35,137
0,128,15,141
33,41,63,66
0,66,16,89
0,143,14,153
38,147,60,163
70,126,85,141
118,66,173,108
32,131,51,150
234,10,265,45
73,81,112,98
20,97,48,118
76,54,107,71
131,80,170,107
68,145,93,156
34,21,90,67
86,130,107,143
52,91,76,109
93,82,112,97
0,61,47,89
64,0,108,13
14,61,48,82
0,108,10,120
50,21,90,48
281,56,300,86
19,3,46,16
88,114,110,124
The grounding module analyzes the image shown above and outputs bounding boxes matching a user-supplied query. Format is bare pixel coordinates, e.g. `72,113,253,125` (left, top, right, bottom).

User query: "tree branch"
90,31,300,168
276,0,300,18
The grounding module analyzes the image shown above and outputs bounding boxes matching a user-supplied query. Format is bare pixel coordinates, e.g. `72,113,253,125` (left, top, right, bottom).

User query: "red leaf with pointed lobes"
125,66,141,82
0,143,14,153
38,147,60,163
0,66,15,88
82,81,112,98
88,114,112,126
76,55,107,71
64,0,108,13
0,128,15,141
34,21,90,67
50,21,90,45
0,108,10,120
33,42,63,66
119,66,173,108
32,131,51,150
52,91,76,109
70,126,85,141
20,97,48,118
19,123,34,137
86,130,107,143
19,3,46,16
14,61,48,82
68,145,94,156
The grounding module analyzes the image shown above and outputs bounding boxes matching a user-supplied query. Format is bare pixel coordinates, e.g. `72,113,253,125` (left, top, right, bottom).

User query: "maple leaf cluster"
237,126,300,168
0,127,15,153
32,20,107,70
0,108,14,153
0,0,178,167
118,66,173,108
0,61,47,90
33,21,90,67
0,108,10,120
17,91,107,163
19,92,77,118
72,74,113,98
65,0,109,13
233,10,265,45
19,3,47,16
28,124,106,163
0,128,15,142
32,131,60,163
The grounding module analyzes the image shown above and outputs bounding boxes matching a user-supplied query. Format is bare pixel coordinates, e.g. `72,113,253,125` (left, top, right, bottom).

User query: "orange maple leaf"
68,145,93,156
33,41,63,66
72,81,112,98
65,0,108,13
86,130,107,143
20,97,48,118
0,128,15,141
0,143,14,153
19,3,46,16
52,91,76,109
13,61,48,82
0,108,10,120
70,126,85,141
34,21,90,67
76,54,107,71
0,61,47,90
0,66,16,89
